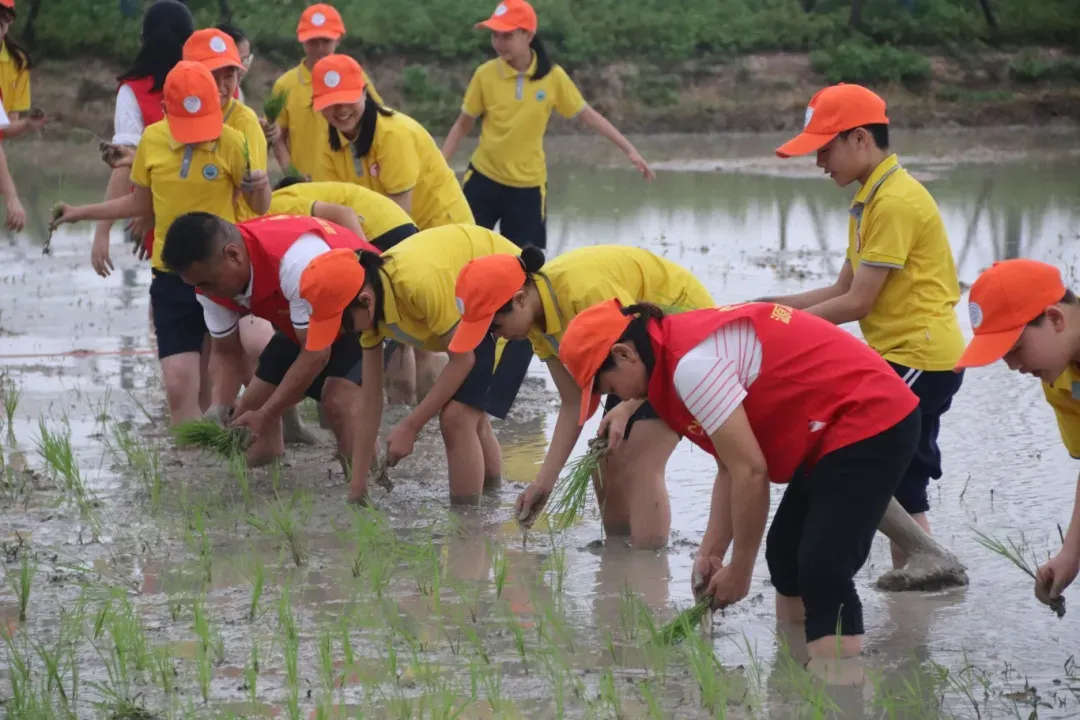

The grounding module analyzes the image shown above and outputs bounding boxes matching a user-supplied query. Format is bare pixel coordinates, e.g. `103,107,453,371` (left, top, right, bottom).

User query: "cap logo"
323,70,341,88
209,36,228,53
182,96,202,114
455,297,465,314
494,3,508,16
804,106,814,128
312,11,326,26
969,301,983,330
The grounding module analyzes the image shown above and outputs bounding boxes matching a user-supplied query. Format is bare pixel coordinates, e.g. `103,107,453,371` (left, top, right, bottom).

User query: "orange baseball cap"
955,259,1067,369
163,61,224,144
447,255,526,353
299,248,367,352
183,28,245,73
476,0,537,33
298,3,345,42
312,54,367,112
0,0,15,10
775,83,889,158
558,299,632,425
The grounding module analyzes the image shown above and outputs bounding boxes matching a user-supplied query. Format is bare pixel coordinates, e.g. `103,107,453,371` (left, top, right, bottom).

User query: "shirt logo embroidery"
535,90,547,101
202,163,220,181
769,304,793,324
687,421,704,436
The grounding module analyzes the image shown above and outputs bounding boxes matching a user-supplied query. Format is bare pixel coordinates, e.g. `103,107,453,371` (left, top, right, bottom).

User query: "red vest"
201,215,378,344
647,303,919,484
121,77,165,254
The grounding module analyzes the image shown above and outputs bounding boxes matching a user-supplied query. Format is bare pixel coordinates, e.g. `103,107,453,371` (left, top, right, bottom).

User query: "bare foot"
347,481,369,505
876,551,969,591
282,406,319,445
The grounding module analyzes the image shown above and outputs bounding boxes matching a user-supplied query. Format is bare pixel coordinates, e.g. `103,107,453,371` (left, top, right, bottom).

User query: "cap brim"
447,316,494,353
475,18,522,32
954,326,1023,369
577,377,602,426
775,131,838,158
298,29,344,42
200,57,245,72
305,316,344,352
168,115,223,145
312,89,364,112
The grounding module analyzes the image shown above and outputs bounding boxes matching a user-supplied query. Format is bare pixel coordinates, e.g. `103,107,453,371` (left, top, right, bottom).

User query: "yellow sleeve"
363,70,384,105
529,330,556,361
237,111,268,171
552,66,587,119
221,131,249,187
462,68,484,118
373,125,420,196
408,273,459,340
9,67,30,113
130,135,152,187
360,329,383,350
1044,384,1080,458
269,193,315,217
272,75,291,130
858,196,918,268
573,280,636,313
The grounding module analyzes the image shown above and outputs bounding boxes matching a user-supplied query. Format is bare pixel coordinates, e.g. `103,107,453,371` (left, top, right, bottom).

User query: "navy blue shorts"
452,334,532,420
255,331,362,401
463,165,546,249
150,270,207,359
887,362,965,514
602,393,661,438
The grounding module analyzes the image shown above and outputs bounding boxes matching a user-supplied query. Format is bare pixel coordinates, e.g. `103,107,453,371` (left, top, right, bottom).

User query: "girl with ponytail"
441,0,654,250
449,244,714,549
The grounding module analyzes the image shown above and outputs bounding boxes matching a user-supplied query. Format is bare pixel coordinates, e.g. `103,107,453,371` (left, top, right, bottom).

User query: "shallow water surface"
2,128,1080,718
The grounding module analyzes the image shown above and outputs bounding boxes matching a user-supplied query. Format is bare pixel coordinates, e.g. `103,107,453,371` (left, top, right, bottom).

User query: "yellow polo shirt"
317,108,473,231
462,54,587,188
269,181,414,242
225,98,269,222
130,120,248,271
360,224,519,352
846,154,965,371
525,245,715,361
0,42,30,114
272,61,382,179
1045,366,1080,458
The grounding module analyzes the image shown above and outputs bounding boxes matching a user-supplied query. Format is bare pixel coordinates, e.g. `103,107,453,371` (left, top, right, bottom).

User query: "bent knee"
439,401,481,435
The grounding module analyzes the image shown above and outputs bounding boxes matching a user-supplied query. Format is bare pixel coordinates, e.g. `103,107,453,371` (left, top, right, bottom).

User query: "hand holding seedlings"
49,202,77,232
1035,549,1076,619
692,554,725,601
231,408,271,440
240,168,270,195
99,142,135,169
369,447,394,492
386,421,418,467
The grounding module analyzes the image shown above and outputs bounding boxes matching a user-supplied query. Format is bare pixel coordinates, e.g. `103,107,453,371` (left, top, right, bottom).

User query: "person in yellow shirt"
297,224,532,505
0,0,30,118
441,0,654,249
763,83,965,568
449,245,714,548
271,177,418,251
265,4,381,178
50,61,272,426
954,259,1080,616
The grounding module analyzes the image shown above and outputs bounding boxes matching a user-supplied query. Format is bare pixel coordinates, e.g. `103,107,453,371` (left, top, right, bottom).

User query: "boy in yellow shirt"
51,61,271,425
765,83,966,567
955,259,1080,613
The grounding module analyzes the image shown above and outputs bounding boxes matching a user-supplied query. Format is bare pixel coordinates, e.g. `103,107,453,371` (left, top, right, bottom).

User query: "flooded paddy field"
1,127,1080,718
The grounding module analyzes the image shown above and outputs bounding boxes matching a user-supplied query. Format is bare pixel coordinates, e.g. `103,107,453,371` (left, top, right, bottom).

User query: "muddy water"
2,128,1080,718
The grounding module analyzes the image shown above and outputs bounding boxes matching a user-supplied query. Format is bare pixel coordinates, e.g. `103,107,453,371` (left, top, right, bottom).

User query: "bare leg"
890,511,929,567
414,349,448,404
319,377,362,475
875,499,968,591
198,334,212,413
236,378,284,466
160,352,204,426
439,400,487,505
477,415,502,490
385,344,416,405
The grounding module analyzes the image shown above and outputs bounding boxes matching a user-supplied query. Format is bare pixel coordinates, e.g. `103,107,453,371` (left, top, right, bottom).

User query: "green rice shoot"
973,527,1066,618
542,436,608,531
242,136,252,174
171,419,249,460
656,596,712,645
263,89,289,124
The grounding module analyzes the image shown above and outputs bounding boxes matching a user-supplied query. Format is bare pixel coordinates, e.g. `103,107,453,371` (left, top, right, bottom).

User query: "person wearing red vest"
558,299,921,662
161,212,376,468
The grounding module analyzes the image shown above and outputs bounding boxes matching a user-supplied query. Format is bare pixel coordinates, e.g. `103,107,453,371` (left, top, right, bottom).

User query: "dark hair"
328,91,395,155
595,303,664,379
215,22,247,45
495,245,546,315
342,250,388,333
161,211,229,272
529,34,552,81
118,0,195,93
1028,289,1078,327
0,8,32,71
839,123,889,151
274,175,309,191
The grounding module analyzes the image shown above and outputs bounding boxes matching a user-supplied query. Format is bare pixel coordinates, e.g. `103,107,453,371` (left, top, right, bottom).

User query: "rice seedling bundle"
973,528,1066,618
656,596,713,645
171,419,249,460
263,90,289,124
542,436,608,531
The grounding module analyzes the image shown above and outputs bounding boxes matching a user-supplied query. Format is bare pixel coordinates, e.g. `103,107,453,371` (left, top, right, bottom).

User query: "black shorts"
370,223,418,252
602,393,661,437
150,269,207,359
255,331,362,401
887,362,965,515
451,334,531,420
462,165,546,249
765,408,920,643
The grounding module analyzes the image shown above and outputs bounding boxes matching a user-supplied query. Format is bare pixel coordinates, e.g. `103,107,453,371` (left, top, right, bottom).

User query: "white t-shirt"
197,234,331,338
672,319,763,436
112,84,146,147
0,102,10,131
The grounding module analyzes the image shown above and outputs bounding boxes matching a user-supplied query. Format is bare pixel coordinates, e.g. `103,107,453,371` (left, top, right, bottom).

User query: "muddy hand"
692,555,724,602
516,481,551,527
385,422,417,467
241,169,269,195
49,202,77,232
201,404,232,427
369,448,394,492
6,198,26,232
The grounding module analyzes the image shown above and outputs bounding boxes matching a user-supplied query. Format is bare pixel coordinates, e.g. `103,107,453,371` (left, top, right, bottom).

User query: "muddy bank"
25,50,1080,143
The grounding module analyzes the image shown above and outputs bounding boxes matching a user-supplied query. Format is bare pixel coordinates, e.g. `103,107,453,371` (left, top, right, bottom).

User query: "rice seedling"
598,667,622,716
171,418,249,460
278,583,301,720
540,436,608,530
655,596,713,645
480,660,505,711
245,636,260,708
2,629,40,717
3,374,20,438
544,542,568,596
151,645,175,696
263,89,289,124
191,596,214,703
109,422,164,510
318,626,336,695
638,679,666,719
490,541,509,599
5,550,36,621
973,527,1066,617
683,630,728,713
247,551,265,622
230,452,252,507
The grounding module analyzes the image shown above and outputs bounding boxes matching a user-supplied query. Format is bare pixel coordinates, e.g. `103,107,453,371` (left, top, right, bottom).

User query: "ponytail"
494,245,546,316
596,303,662,377
341,250,388,334
529,34,552,81
118,0,195,92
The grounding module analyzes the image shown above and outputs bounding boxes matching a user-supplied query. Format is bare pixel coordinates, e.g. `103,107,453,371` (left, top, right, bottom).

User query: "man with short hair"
765,83,966,568
162,212,376,468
